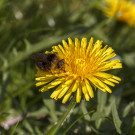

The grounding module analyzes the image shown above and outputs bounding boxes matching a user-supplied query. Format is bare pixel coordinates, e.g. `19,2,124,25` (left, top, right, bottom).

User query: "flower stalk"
46,96,76,135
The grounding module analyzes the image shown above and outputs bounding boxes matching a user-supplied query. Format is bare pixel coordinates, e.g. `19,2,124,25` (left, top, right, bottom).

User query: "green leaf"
123,102,135,117
107,88,123,116
95,90,107,128
43,99,58,122
97,90,107,112
29,107,49,117
124,53,135,67
130,119,135,135
112,102,122,134
91,112,105,121
22,120,35,134
80,100,90,121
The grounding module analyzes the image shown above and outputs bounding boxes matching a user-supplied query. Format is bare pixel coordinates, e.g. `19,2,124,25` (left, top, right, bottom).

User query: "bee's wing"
31,53,47,61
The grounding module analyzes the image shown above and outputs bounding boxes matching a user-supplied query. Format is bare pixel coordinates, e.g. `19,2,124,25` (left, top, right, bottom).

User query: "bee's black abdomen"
47,53,57,61
31,52,64,71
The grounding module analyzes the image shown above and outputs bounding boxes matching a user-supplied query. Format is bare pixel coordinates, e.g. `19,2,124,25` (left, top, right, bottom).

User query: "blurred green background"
0,0,135,134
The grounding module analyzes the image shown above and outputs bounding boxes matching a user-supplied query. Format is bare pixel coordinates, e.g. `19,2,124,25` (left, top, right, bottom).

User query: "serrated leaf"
43,99,58,122
81,100,90,121
23,120,35,134
112,102,122,134
95,90,107,128
107,88,123,116
91,112,105,121
97,90,107,112
123,102,135,117
29,107,49,117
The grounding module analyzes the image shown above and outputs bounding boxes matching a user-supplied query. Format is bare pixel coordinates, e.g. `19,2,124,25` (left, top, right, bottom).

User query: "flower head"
35,37,122,103
100,0,135,26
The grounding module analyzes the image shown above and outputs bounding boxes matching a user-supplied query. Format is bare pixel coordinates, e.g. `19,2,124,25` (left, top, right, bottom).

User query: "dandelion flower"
35,37,122,103
100,0,135,26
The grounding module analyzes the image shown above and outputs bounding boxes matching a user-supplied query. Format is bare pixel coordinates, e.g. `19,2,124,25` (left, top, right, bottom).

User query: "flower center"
75,58,86,68
72,58,88,77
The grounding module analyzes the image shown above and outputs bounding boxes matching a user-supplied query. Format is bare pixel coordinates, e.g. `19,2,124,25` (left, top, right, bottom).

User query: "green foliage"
10,121,19,135
0,0,135,134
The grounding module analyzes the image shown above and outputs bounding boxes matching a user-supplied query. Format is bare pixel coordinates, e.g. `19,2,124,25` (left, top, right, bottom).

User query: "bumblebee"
31,52,64,72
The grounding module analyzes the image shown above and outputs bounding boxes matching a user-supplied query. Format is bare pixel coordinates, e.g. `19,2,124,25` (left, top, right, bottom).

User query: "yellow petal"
94,72,112,79
81,38,87,54
108,78,119,84
51,78,64,86
36,81,48,87
52,46,63,56
90,77,106,88
86,37,93,56
72,80,79,92
101,53,116,62
91,77,112,93
58,44,66,57
58,79,74,99
35,76,55,81
75,38,80,56
50,84,63,99
81,80,87,94
103,79,115,87
62,40,69,51
76,82,82,103
62,78,74,86
68,37,74,52
58,86,70,99
112,63,122,69
39,78,65,92
91,40,102,55
99,60,121,71
62,85,74,104
112,75,121,81
85,79,94,98
84,92,90,101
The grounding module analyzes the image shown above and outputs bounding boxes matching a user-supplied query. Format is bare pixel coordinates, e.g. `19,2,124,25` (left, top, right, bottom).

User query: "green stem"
63,110,95,135
46,96,76,135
